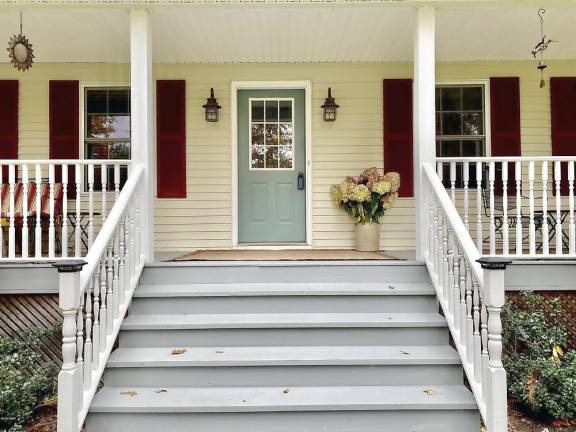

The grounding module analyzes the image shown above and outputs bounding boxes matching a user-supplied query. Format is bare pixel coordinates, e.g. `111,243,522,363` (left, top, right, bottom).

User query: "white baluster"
83,280,93,390
472,278,482,382
515,161,523,256
62,165,68,258
101,163,107,222
554,161,563,255
113,227,120,320
488,162,496,255
465,263,474,363
463,161,469,230
91,270,100,370
541,161,549,255
48,164,55,258
480,286,489,402
452,244,461,329
99,255,108,354
123,210,131,290
114,163,121,201
21,164,29,259
459,254,467,344
88,164,95,249
450,162,456,204
528,161,536,255
75,164,82,257
445,225,454,305
8,164,16,258
442,217,450,302
76,287,85,387
502,162,509,255
34,164,42,258
569,161,575,255
476,162,483,251
119,217,126,305
134,189,141,265
106,242,114,334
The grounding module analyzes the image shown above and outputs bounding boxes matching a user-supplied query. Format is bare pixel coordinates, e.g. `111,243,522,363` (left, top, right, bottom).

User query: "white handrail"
55,163,145,432
423,163,507,432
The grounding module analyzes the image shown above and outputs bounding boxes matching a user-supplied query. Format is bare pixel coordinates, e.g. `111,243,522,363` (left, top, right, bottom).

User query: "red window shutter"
490,77,521,193
49,80,79,198
156,80,186,198
383,79,413,197
551,77,576,195
0,81,18,179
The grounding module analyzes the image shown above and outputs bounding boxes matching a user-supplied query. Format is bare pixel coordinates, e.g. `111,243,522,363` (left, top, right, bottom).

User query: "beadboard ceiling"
0,5,575,63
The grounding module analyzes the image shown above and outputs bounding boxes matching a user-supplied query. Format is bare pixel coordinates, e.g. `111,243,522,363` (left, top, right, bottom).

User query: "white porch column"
413,6,436,261
130,9,155,262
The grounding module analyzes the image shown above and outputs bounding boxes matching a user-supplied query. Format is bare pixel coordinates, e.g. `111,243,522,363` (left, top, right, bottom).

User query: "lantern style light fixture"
531,9,557,88
202,88,221,122
321,87,339,122
7,12,34,72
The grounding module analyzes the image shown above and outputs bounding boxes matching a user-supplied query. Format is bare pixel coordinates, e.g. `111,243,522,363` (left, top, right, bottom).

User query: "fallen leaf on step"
215,350,224,354
153,389,167,394
283,388,290,394
170,348,187,355
388,285,395,290
480,427,487,432
400,350,410,355
423,388,439,396
120,390,138,397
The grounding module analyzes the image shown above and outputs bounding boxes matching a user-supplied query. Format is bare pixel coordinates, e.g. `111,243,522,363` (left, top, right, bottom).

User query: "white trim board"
230,80,313,249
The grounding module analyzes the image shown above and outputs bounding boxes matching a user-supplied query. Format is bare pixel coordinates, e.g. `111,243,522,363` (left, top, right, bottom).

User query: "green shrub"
503,292,576,420
0,327,59,431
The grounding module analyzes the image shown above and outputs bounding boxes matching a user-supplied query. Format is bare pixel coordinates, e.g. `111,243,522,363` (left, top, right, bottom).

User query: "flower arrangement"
330,168,400,225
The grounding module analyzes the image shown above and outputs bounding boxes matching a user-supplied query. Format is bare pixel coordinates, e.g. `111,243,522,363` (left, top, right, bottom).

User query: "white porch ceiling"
0,5,575,63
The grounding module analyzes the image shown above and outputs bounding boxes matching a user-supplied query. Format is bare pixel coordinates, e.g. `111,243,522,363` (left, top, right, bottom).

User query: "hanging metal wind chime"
7,12,34,72
531,9,555,88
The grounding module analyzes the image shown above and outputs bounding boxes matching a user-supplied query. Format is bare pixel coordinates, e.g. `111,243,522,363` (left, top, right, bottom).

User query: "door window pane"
250,98,294,170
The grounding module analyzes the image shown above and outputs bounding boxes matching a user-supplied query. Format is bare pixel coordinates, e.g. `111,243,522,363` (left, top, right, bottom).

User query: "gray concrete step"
130,282,437,314
103,345,463,387
119,312,449,347
87,385,479,432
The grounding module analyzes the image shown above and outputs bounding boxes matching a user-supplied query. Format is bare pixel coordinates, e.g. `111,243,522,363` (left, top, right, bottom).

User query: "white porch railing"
424,163,507,432
54,164,145,432
0,159,130,261
436,157,576,258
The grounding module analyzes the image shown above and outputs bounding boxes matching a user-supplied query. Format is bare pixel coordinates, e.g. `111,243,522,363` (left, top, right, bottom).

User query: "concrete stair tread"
90,385,477,413
122,312,447,330
134,282,434,297
107,345,460,367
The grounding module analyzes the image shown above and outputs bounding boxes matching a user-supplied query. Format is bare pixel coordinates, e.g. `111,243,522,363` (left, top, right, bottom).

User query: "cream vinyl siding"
2,60,575,251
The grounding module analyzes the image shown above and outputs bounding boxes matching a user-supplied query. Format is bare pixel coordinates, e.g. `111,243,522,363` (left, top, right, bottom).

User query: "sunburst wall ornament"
7,13,34,72
531,9,556,88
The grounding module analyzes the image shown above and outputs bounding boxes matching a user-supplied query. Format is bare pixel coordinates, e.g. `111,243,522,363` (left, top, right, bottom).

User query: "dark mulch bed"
508,401,576,432
25,404,56,432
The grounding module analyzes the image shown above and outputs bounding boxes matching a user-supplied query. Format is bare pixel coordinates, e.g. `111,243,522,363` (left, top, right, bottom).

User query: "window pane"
109,142,130,159
265,124,279,145
251,123,264,145
251,145,265,169
108,116,131,139
87,115,109,139
86,142,110,159
441,87,461,111
440,140,461,157
462,140,485,157
435,112,441,134
279,146,293,169
441,113,462,135
265,100,278,122
279,101,292,121
108,89,130,114
463,113,483,135
87,90,107,114
462,87,483,111
251,101,264,122
435,88,441,110
265,146,278,168
279,123,293,145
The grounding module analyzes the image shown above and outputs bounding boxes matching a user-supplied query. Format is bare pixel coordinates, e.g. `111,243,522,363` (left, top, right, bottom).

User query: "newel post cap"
53,260,87,310
476,257,512,270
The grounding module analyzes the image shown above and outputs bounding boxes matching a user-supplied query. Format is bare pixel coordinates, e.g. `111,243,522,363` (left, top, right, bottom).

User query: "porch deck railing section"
0,159,130,261
423,163,507,432
55,164,145,432
436,157,576,258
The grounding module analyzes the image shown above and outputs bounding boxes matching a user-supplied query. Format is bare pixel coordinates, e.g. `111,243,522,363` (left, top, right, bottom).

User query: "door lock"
297,171,305,190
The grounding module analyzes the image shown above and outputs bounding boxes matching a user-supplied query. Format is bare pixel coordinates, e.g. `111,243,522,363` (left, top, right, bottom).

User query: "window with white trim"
250,98,294,170
83,87,130,189
436,84,487,185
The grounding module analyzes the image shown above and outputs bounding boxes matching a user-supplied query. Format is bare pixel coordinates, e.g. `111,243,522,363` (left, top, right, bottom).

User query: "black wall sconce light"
321,87,339,121
202,88,221,122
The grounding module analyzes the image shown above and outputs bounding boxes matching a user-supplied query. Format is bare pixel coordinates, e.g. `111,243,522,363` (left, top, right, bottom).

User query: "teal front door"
238,89,306,244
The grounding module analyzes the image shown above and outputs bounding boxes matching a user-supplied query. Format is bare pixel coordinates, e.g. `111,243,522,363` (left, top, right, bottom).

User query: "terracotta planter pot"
355,223,380,252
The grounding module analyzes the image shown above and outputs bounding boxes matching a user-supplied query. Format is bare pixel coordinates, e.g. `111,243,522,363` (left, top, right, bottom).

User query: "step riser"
142,264,430,285
119,328,449,348
103,364,463,387
87,410,480,432
129,295,438,315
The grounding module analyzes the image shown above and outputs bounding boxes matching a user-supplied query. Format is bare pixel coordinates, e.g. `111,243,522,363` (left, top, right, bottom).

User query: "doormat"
171,249,397,261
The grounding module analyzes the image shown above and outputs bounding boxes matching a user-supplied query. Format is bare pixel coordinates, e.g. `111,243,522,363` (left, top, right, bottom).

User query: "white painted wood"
555,161,563,255
528,161,536,255
541,161,549,255
488,162,495,255
49,164,56,259
514,161,522,256
476,162,483,251
450,162,456,204
130,8,155,263
75,164,82,258
413,5,436,261
569,162,575,255
35,164,42,259
8,164,15,259
463,161,469,230
62,164,69,258
501,162,509,255
22,164,29,259
101,163,107,223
